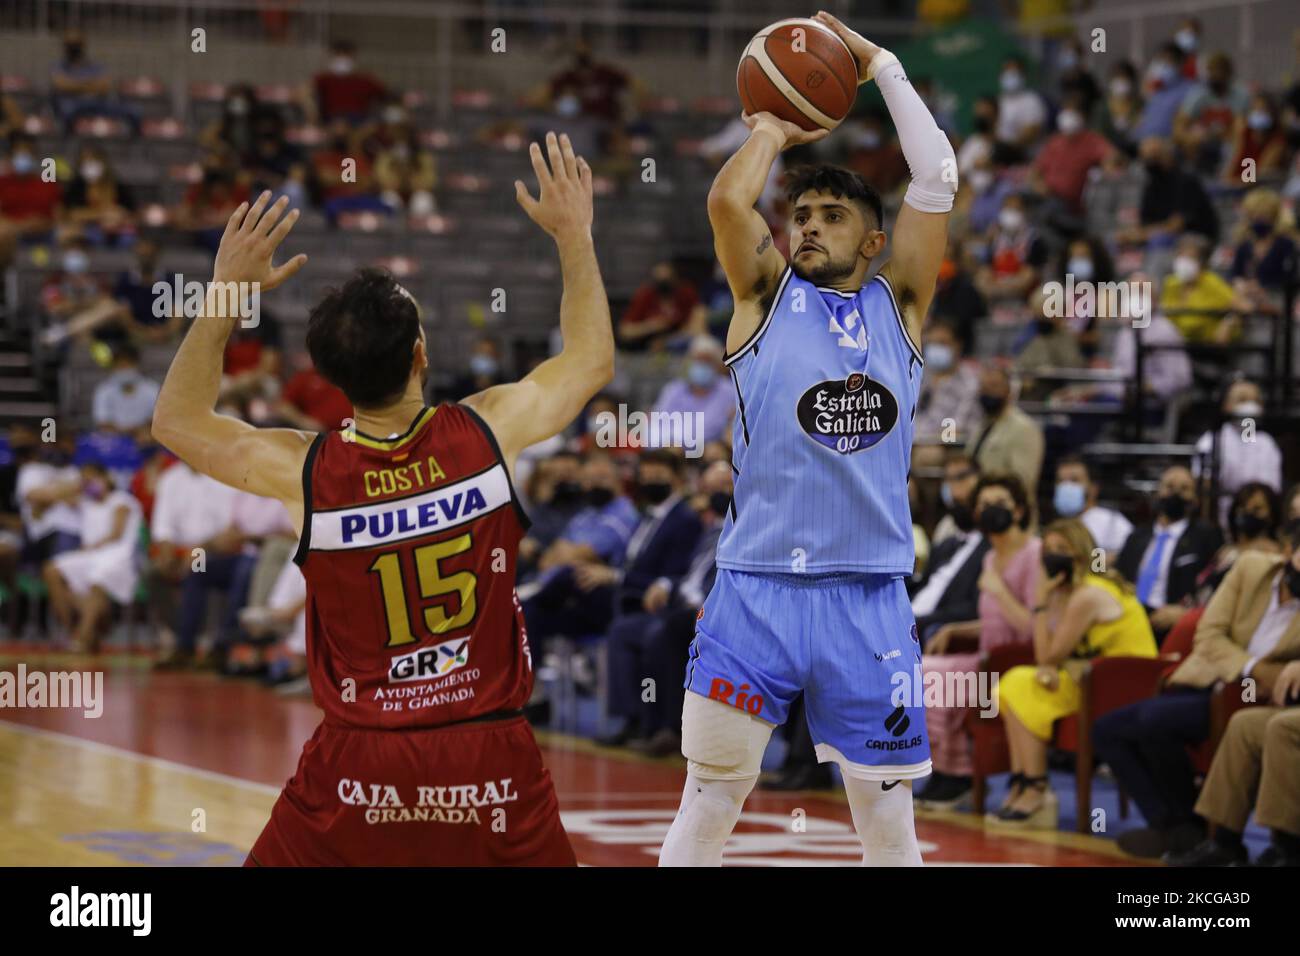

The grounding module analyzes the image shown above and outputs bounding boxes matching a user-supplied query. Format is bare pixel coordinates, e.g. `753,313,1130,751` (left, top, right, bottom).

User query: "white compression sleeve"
843,776,924,867
868,50,957,214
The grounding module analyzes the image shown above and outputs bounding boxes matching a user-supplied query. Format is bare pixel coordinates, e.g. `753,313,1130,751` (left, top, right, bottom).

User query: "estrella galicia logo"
796,372,898,455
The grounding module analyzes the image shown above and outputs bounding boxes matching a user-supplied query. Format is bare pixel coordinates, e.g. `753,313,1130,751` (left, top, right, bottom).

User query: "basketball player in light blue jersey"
659,12,955,867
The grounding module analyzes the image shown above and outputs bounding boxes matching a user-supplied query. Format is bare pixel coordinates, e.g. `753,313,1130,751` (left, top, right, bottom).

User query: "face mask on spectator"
64,43,84,61
1148,61,1175,85
1175,29,1198,52
383,106,405,125
83,478,107,500
1230,400,1263,418
969,168,993,194
998,207,1024,232
555,94,581,118
999,70,1023,93
1250,220,1273,238
1057,110,1084,135
1158,493,1190,521
1054,480,1087,517
686,360,716,388
1068,256,1094,281
80,160,104,182
1232,511,1269,540
1034,317,1055,335
551,479,582,506
330,56,354,75
1109,78,1133,98
62,250,89,274
637,481,673,506
1247,110,1273,132
469,354,498,378
11,153,35,175
586,487,614,508
227,98,249,117
708,491,732,517
978,392,1006,415
950,501,975,532
978,503,1014,535
1059,50,1079,70
973,115,994,135
1042,551,1075,580
1172,256,1200,283
923,342,954,371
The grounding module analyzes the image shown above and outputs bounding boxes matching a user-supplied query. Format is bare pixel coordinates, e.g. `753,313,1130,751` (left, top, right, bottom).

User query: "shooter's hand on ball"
515,131,593,239
213,191,308,291
813,11,883,84
741,111,829,149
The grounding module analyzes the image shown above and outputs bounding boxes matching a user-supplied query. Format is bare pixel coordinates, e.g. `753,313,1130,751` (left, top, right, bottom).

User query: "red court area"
0,651,1130,866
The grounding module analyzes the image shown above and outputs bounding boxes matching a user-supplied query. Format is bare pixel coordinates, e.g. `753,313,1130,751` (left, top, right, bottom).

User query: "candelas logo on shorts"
708,677,764,716
388,636,470,683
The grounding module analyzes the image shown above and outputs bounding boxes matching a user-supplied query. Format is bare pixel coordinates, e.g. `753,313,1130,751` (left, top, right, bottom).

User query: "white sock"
658,773,756,867
843,776,923,867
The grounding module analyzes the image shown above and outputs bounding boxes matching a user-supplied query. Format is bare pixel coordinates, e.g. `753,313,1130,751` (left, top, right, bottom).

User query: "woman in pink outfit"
913,473,1041,808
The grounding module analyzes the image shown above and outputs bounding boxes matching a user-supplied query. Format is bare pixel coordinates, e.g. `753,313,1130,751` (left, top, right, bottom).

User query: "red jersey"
294,403,533,730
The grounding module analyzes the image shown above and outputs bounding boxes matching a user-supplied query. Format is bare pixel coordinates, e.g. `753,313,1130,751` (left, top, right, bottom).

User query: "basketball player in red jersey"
152,132,613,865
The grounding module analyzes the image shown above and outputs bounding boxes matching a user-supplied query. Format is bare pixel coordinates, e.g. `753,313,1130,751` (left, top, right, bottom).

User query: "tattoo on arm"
755,234,771,255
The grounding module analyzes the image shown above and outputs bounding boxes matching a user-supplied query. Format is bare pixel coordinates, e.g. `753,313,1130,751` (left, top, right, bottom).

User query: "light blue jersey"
716,268,923,575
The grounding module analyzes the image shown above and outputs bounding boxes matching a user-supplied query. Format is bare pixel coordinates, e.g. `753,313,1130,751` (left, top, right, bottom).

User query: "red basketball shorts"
246,714,576,866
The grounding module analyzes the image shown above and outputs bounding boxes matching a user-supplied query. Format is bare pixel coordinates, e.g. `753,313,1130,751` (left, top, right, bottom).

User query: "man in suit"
1115,464,1222,633
910,453,989,642
969,364,1044,501
1096,521,1300,860
600,458,724,753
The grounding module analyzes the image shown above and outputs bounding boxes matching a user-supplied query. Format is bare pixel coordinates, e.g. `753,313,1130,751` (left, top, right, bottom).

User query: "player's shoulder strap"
455,401,531,532
724,265,793,368
291,430,328,566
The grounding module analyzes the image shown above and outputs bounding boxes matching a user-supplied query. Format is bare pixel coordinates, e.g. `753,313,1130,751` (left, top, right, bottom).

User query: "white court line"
0,719,282,796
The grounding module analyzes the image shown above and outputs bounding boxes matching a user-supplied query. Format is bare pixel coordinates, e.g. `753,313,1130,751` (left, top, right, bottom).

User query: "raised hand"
814,10,882,84
741,111,829,150
213,191,308,291
514,131,593,239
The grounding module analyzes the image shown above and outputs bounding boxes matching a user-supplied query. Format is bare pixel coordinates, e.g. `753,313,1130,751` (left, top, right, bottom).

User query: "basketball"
736,17,858,132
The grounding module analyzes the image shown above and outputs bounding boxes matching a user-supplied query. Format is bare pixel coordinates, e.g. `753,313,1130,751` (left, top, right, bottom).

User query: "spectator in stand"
911,454,988,641
311,40,387,125
619,260,699,352
15,434,82,580
1160,233,1249,344
0,133,62,268
1053,35,1101,120
92,343,159,433
1122,136,1219,247
603,459,730,754
38,233,111,345
518,450,584,574
914,473,1041,809
1101,61,1144,156
59,144,136,246
975,192,1049,310
49,30,139,134
1050,455,1133,560
220,307,282,422
175,152,251,252
1228,94,1290,186
957,95,997,177
698,119,785,221
1191,483,1284,605
374,123,437,217
1193,378,1284,525
928,238,986,354
842,110,909,197
312,120,390,223
1029,92,1114,217
43,455,142,651
0,94,23,142
1133,43,1198,140
961,154,1016,236
445,337,506,401
1169,663,1300,866
1097,522,1300,860
913,319,979,452
1173,17,1205,80
274,352,352,431
1231,189,1298,313
968,364,1044,499
994,54,1047,158
1116,465,1223,632
991,520,1156,827
108,238,184,344
1047,236,1115,359
650,336,734,446
148,460,236,665
1015,287,1085,394
1175,53,1249,176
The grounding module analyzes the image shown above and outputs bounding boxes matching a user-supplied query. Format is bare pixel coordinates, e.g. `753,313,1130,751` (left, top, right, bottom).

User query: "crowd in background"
1,12,1300,865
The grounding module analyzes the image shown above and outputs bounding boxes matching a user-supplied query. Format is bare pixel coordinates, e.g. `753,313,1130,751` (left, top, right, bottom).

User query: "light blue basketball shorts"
684,568,932,781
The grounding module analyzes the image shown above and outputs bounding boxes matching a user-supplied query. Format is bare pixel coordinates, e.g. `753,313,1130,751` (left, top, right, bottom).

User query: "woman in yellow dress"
990,519,1157,828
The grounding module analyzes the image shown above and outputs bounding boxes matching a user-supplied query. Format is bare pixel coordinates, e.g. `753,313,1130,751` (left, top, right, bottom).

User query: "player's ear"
861,227,887,259
412,331,428,376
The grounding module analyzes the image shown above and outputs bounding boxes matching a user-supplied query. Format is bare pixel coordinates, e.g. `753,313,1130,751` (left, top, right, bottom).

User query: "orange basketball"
736,18,858,132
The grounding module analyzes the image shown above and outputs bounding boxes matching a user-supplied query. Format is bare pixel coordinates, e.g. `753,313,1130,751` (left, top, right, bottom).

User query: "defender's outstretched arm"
463,132,614,468
152,192,313,526
816,11,955,334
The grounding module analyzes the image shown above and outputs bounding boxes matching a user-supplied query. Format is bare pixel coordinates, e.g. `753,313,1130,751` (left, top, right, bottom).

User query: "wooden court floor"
0,646,1137,866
